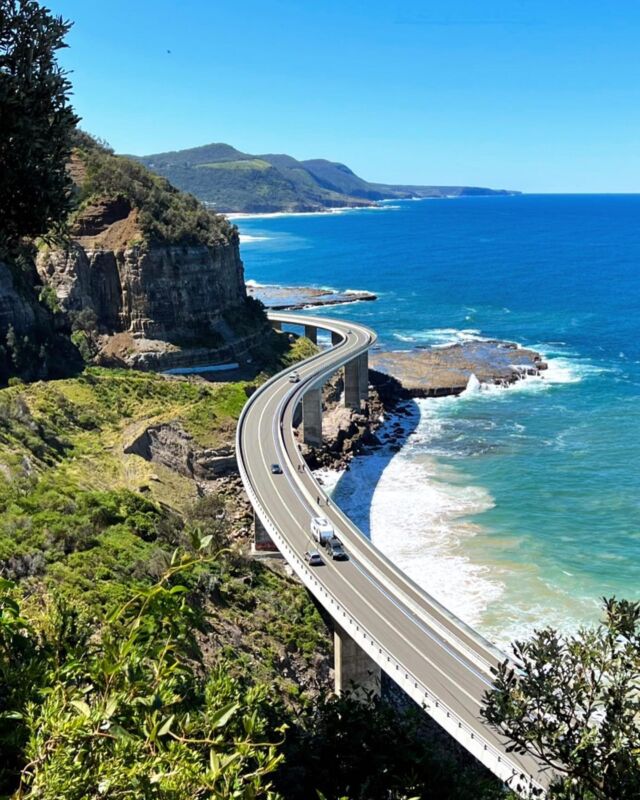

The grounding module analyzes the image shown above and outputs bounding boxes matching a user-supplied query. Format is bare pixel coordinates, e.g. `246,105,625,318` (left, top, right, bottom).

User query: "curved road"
236,311,546,795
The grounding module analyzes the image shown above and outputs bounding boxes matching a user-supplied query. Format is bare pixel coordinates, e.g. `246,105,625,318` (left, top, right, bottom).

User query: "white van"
310,516,334,546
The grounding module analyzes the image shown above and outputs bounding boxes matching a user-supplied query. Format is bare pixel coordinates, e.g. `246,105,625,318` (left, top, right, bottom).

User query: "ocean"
235,195,640,649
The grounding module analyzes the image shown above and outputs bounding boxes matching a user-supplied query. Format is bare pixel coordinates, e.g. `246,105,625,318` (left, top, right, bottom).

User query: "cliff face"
32,145,267,371
37,236,246,339
36,233,257,370
0,261,37,335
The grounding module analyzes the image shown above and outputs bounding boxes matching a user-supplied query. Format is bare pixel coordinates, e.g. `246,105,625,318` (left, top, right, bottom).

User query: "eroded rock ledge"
247,283,377,310
124,421,237,481
371,340,547,397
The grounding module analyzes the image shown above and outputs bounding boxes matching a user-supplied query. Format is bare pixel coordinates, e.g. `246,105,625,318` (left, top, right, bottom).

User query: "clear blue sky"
52,0,640,192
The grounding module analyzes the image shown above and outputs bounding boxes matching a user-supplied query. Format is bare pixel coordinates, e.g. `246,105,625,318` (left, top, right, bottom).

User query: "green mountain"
134,143,518,213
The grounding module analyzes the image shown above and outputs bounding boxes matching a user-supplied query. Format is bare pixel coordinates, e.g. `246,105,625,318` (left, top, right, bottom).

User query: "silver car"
304,549,324,566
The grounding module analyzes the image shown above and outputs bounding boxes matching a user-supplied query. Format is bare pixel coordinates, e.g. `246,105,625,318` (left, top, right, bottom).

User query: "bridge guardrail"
235,312,544,796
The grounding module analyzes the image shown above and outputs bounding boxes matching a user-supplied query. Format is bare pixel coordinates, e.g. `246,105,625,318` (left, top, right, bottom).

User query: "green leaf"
157,714,175,737
0,710,23,720
103,696,118,719
70,699,91,717
209,701,240,730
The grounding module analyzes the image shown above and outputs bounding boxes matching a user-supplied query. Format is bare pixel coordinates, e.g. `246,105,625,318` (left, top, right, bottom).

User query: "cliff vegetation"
71,133,236,248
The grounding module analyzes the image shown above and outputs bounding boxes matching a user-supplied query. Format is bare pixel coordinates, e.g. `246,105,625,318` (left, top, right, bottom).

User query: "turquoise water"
236,196,640,646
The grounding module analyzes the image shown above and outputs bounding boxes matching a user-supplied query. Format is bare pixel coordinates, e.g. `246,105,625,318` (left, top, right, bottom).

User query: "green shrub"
74,141,237,248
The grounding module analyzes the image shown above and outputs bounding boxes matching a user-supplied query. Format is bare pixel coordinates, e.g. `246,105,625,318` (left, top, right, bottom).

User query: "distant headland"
131,142,520,214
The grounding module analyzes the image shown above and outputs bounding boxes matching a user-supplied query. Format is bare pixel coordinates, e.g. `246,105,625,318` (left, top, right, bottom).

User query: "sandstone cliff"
34,142,268,371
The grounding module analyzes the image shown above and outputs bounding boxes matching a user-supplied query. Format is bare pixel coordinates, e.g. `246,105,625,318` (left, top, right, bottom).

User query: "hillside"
134,143,519,213
0,354,510,800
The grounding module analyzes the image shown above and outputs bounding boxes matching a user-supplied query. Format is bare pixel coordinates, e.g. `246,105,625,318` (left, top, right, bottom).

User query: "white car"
289,372,300,383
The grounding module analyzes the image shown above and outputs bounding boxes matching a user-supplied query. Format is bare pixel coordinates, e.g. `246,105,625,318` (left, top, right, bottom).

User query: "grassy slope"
0,337,513,798
0,337,328,692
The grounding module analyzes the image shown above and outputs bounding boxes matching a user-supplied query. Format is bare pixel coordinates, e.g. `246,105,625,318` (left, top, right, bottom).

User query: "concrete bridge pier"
304,324,318,344
302,388,323,447
344,351,369,411
271,320,282,332
252,510,279,553
334,623,381,699
344,357,362,410
358,351,369,405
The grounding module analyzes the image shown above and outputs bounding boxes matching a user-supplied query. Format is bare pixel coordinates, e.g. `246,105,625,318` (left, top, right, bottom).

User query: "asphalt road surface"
236,311,548,795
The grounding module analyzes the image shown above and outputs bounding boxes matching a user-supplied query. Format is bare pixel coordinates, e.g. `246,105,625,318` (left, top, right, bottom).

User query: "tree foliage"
1,549,285,799
483,598,640,799
0,0,79,252
75,140,237,247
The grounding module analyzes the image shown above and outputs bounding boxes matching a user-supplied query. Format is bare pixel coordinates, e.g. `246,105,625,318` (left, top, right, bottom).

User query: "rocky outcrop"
248,283,377,310
298,370,392,470
371,340,547,397
36,228,265,370
124,420,237,480
37,237,245,336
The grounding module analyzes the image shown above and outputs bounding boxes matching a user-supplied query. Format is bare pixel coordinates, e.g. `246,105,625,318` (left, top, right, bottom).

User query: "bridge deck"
236,311,548,796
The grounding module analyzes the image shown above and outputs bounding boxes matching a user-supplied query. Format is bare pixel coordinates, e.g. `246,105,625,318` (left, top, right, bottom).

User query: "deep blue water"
237,196,640,645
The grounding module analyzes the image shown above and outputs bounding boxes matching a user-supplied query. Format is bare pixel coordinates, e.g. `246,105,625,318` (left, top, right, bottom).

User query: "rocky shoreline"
371,339,547,397
298,339,547,471
247,282,377,310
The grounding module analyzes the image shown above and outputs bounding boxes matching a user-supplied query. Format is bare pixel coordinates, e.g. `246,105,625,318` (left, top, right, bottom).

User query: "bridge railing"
235,312,544,797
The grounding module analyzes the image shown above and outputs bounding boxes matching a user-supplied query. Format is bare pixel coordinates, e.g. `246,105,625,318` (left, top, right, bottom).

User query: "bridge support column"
304,324,317,344
358,351,369,406
302,388,323,447
272,320,282,332
344,357,362,410
334,623,381,699
252,510,279,553
331,331,341,346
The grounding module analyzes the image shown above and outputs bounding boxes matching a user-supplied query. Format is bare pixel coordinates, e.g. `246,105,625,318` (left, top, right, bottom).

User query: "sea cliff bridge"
236,311,547,796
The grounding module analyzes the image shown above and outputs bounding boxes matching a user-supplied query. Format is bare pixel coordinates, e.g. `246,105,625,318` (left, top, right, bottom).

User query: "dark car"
326,537,348,561
304,549,324,566
270,463,283,475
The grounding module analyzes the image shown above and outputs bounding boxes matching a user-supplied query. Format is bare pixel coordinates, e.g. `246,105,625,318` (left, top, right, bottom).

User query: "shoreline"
315,354,592,649
228,203,404,221
247,281,378,310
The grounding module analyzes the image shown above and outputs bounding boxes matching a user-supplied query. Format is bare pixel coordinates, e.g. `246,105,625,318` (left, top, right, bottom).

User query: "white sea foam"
392,327,487,346
245,279,267,288
239,234,270,243
227,204,400,221
324,405,504,628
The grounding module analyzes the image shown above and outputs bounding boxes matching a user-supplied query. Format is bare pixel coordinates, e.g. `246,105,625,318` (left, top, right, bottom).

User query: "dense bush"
483,599,640,799
75,140,237,247
0,552,285,799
